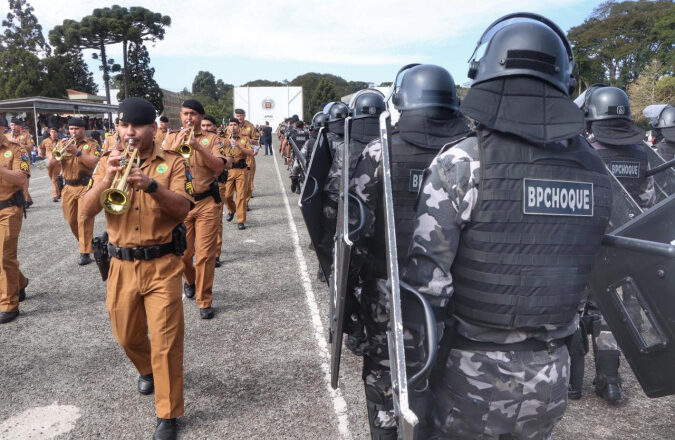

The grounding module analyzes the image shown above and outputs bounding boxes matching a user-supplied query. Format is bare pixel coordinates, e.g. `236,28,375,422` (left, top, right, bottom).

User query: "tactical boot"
183,283,195,299
317,268,326,283
153,418,177,440
78,253,92,266
138,374,154,395
295,184,301,194
215,257,222,268
594,351,622,405
290,178,298,194
568,353,584,400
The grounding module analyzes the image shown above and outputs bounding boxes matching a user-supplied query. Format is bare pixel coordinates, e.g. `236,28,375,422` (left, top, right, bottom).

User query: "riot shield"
607,171,643,230
379,110,438,440
300,127,334,282
289,137,307,173
645,149,675,202
590,193,675,397
331,118,371,388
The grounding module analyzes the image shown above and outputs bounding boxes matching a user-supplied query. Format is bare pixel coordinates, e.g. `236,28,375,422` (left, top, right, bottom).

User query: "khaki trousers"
182,197,219,309
225,169,249,223
48,162,61,198
106,254,184,419
216,182,227,257
0,205,26,312
61,184,94,253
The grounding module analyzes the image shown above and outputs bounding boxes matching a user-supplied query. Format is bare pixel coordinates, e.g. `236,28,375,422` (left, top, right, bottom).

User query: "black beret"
68,117,85,127
234,108,245,115
204,115,217,125
0,116,7,127
48,126,58,131
114,118,119,124
182,99,205,115
159,115,169,123
118,97,157,125
10,117,22,125
229,117,240,124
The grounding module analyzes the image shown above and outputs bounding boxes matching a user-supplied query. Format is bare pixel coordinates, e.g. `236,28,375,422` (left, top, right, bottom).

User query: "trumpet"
178,123,194,159
52,136,78,161
99,139,139,215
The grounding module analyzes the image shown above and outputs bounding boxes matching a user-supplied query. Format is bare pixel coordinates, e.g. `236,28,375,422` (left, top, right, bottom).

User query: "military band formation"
1,10,675,440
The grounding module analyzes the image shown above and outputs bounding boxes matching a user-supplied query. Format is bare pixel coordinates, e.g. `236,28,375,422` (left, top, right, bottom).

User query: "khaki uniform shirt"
59,137,102,181
228,135,252,163
39,137,59,158
0,137,30,199
154,128,170,148
10,131,34,152
163,130,228,194
93,144,194,248
103,134,118,153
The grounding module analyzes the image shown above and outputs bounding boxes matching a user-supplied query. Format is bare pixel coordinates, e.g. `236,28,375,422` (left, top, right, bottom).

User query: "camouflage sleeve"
402,143,478,308
349,139,382,242
323,140,344,205
638,175,656,209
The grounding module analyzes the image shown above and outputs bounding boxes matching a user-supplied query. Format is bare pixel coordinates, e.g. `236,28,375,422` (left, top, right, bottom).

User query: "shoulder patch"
201,138,209,146
20,161,29,172
523,178,593,217
4,150,12,158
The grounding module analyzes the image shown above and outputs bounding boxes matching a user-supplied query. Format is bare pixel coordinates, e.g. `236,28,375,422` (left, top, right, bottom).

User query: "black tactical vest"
591,140,649,206
304,132,318,161
370,133,441,276
291,129,309,148
452,132,612,330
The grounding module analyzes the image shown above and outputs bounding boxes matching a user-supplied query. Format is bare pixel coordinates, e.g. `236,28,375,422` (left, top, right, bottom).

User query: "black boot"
183,282,195,299
153,418,177,440
290,178,298,194
568,353,585,400
594,350,622,405
138,374,154,395
317,268,326,283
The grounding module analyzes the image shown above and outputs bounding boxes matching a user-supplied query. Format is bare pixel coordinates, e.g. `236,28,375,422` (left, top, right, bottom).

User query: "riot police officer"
652,105,675,161
584,86,655,209
288,121,309,194
402,14,612,438
349,65,469,439
290,112,325,192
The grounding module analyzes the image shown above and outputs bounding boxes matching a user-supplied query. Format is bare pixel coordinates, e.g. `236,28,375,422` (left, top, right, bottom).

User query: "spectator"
262,121,273,156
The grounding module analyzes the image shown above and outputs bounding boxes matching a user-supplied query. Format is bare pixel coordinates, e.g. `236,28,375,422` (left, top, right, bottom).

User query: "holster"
210,180,222,204
217,170,228,183
172,223,187,256
92,232,110,281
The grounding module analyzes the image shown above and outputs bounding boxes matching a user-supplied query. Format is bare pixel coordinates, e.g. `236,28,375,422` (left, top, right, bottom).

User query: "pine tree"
115,42,164,113
0,0,50,56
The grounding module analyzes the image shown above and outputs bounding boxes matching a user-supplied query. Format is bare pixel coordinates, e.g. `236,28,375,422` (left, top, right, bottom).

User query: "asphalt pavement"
1,141,674,439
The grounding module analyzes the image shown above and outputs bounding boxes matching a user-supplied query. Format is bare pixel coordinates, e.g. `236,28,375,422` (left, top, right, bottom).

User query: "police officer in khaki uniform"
9,118,34,208
234,109,259,209
51,117,101,265
0,116,30,324
103,120,119,153
201,115,232,268
154,115,170,147
224,117,254,229
82,98,193,440
39,127,62,202
163,100,231,319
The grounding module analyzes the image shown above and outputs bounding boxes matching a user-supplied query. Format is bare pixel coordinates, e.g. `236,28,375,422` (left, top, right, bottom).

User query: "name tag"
409,169,424,193
523,178,593,216
609,161,640,179
296,136,307,142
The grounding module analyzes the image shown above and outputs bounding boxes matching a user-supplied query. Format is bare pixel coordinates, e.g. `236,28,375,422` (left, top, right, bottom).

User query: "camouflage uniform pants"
361,278,397,431
429,346,569,440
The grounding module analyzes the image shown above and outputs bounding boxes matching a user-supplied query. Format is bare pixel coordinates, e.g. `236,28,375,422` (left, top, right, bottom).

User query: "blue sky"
6,0,607,94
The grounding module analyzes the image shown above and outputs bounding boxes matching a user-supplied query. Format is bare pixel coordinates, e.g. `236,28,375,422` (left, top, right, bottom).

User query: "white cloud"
10,0,586,65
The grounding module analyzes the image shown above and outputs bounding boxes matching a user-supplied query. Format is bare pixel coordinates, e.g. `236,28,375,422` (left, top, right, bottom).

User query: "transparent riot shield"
330,117,369,388
645,149,675,202
590,193,675,397
606,171,643,230
379,110,438,439
299,127,333,281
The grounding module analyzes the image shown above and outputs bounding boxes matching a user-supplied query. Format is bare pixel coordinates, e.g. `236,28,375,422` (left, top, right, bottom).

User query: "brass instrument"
99,139,139,215
52,136,78,161
178,123,194,159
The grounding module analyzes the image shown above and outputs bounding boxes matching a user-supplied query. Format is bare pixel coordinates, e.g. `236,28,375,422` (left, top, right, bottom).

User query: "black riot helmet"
325,101,349,122
652,105,675,130
349,89,386,119
584,86,632,121
311,111,327,129
467,13,576,95
391,64,460,112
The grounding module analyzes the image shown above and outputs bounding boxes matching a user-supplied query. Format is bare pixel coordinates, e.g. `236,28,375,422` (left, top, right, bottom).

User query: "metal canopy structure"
0,96,118,144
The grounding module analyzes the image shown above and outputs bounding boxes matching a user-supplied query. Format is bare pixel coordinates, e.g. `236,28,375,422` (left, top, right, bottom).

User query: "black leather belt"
0,196,20,210
452,333,566,353
108,242,175,261
193,190,213,202
232,160,249,169
64,176,91,186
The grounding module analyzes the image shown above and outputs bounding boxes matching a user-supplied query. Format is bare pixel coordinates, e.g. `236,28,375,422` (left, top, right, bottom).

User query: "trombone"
99,139,139,215
178,122,194,159
52,136,78,161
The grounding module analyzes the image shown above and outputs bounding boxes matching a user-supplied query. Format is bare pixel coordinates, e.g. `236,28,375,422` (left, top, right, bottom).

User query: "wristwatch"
144,179,158,194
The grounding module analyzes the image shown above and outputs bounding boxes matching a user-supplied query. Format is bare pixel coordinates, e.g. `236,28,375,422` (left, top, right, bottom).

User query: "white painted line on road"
0,403,81,439
272,152,353,440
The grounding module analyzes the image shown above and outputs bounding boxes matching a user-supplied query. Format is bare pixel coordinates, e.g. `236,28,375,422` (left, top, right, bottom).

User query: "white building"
233,86,303,127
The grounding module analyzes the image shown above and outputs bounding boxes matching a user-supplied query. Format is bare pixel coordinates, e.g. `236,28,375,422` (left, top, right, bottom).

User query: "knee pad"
365,384,398,440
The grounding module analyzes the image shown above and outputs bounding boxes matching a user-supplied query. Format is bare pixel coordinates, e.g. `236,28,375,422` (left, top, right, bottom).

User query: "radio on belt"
523,178,594,216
